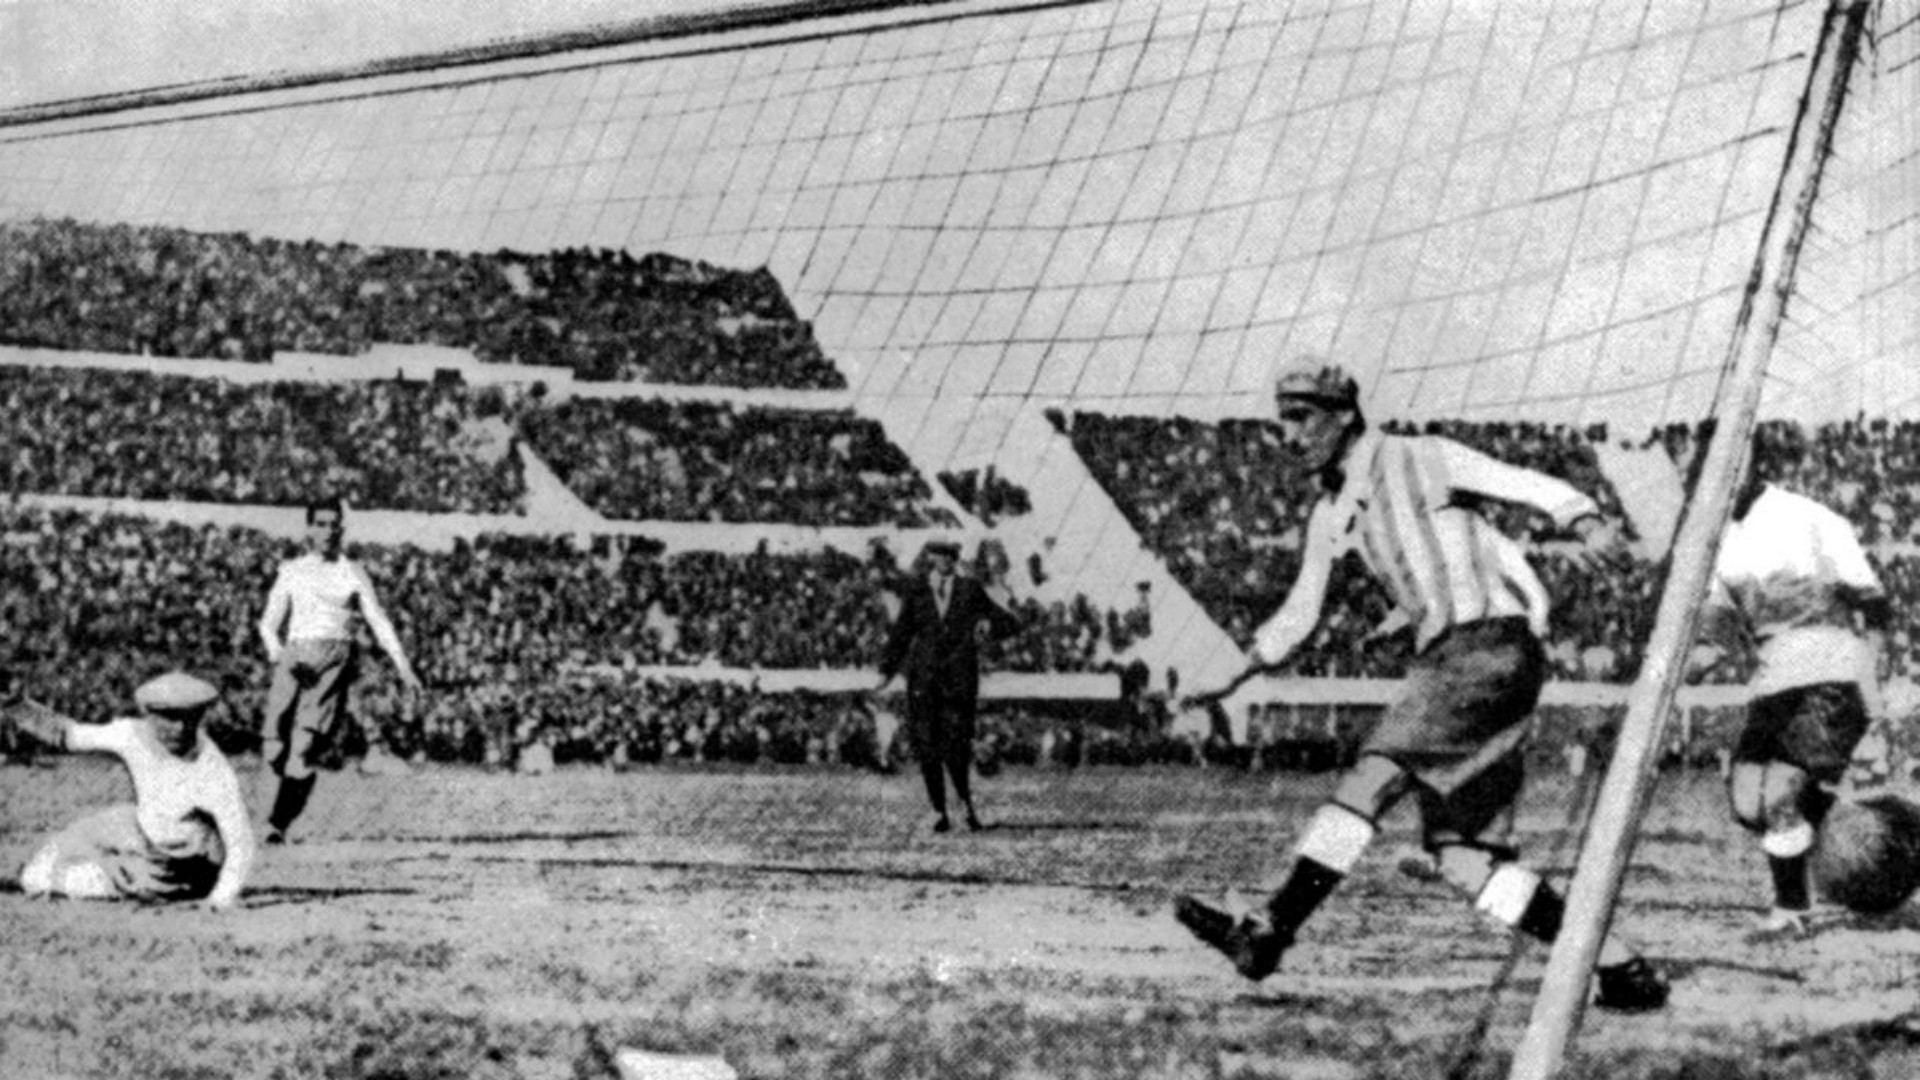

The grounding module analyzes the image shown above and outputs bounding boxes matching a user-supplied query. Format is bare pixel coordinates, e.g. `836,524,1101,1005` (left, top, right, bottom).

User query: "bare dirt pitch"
5,759,1920,1079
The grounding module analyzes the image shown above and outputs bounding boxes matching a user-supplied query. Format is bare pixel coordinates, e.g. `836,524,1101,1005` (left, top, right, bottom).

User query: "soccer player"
1173,362,1668,1012
14,672,254,910
1693,433,1890,937
257,497,423,844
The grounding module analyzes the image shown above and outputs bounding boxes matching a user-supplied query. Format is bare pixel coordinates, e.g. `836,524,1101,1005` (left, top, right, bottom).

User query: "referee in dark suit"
876,539,1021,833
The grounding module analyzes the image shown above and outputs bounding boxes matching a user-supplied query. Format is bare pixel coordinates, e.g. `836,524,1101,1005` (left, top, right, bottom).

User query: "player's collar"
1318,429,1376,496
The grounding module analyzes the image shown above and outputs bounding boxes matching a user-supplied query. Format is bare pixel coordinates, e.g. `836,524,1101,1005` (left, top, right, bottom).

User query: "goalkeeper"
1173,362,1667,1012
13,672,255,911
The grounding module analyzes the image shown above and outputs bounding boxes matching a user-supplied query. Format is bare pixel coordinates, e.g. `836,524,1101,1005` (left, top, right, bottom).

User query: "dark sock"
1802,787,1836,829
920,761,947,816
1516,881,1567,942
1266,857,1344,937
268,774,317,834
1770,854,1811,911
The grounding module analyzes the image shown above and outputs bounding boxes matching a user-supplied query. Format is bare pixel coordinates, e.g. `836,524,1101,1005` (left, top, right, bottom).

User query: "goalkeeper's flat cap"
1275,363,1360,411
135,672,219,715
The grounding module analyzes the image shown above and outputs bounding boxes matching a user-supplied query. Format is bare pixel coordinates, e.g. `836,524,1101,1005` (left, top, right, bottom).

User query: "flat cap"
924,539,963,559
1275,363,1360,411
135,672,219,715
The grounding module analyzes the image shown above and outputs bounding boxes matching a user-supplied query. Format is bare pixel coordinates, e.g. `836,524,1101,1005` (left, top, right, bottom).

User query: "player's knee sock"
1465,866,1636,965
1268,804,1374,935
1472,860,1564,941
268,774,316,834
919,760,947,816
19,843,57,896
1761,821,1815,911
56,861,116,899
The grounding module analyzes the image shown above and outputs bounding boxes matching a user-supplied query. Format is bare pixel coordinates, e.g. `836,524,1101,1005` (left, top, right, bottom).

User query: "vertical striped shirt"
1255,431,1599,662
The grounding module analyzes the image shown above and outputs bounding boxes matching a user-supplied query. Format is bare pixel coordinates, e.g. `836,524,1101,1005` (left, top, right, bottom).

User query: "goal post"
1507,3,1874,1077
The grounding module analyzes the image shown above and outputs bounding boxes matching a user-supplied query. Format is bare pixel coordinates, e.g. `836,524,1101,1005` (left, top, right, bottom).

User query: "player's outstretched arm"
4,698,76,750
1430,436,1601,529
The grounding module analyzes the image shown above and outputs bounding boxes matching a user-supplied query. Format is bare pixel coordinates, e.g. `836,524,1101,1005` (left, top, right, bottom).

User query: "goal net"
0,0,1912,1065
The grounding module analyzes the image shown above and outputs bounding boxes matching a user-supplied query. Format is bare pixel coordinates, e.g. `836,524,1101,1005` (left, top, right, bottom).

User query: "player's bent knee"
1433,843,1501,898
47,860,116,895
1331,754,1411,820
18,844,56,896
1294,803,1377,874
1727,764,1768,831
1759,763,1810,821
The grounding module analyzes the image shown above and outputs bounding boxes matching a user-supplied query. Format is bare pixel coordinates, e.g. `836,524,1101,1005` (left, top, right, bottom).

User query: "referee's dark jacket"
880,573,1022,743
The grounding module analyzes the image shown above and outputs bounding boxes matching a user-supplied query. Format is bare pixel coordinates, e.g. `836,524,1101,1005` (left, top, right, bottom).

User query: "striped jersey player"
1696,446,1890,937
1174,362,1668,1012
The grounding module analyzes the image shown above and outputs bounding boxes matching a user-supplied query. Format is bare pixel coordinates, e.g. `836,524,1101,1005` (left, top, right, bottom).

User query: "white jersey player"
15,672,255,910
1698,456,1890,938
257,497,422,843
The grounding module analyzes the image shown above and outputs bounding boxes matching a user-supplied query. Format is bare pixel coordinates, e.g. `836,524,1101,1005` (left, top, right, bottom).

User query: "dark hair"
305,496,344,524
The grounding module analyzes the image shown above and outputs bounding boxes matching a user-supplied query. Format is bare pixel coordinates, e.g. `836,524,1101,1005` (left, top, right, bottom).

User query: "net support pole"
1506,3,1869,1078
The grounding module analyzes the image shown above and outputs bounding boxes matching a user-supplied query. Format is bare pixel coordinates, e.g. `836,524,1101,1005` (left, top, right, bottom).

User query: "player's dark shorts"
1363,616,1545,843
1736,682,1870,784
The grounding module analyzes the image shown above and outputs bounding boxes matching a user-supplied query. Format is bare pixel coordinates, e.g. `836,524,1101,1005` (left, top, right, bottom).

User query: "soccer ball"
1812,795,1920,913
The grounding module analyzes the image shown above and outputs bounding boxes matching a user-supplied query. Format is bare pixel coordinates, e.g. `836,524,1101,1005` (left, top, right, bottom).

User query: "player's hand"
1181,666,1260,711
1686,643,1724,675
6,698,70,749
1568,515,1625,568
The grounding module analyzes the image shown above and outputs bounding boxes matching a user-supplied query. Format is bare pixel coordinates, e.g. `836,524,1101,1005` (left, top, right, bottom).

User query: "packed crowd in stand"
0,364,951,525
0,217,843,387
520,396,952,526
0,365,526,513
1072,411,1920,689
10,215,1920,772
937,466,1033,524
0,507,1150,761
8,401,1920,771
1055,410,1319,645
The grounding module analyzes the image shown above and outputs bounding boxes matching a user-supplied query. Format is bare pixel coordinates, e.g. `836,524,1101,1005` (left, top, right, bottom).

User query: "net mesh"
0,1,1912,1074
0,0,1893,698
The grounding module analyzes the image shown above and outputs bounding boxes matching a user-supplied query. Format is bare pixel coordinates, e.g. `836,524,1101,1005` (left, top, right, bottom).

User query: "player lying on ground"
13,672,254,911
1174,361,1667,1012
1693,435,1892,938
